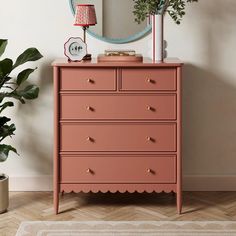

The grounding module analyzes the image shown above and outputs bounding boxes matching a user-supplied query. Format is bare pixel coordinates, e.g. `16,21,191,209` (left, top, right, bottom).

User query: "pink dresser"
52,58,183,214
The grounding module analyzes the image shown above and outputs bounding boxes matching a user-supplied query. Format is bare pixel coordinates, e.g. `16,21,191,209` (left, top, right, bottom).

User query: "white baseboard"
8,175,236,191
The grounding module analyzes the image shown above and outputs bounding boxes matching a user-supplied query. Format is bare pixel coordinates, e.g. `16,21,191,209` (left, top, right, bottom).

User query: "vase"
152,14,164,62
0,174,9,214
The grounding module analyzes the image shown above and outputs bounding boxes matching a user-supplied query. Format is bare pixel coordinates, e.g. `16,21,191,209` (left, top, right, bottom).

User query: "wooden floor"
1,191,236,236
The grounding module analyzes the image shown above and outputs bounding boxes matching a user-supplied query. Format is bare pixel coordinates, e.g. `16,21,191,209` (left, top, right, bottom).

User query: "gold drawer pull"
147,106,155,111
147,168,155,174
147,137,155,142
87,78,94,83
87,137,94,142
86,168,94,174
147,78,155,84
87,106,94,111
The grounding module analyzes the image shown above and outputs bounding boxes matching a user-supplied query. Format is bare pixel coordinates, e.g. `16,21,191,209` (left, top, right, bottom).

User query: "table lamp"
74,4,97,60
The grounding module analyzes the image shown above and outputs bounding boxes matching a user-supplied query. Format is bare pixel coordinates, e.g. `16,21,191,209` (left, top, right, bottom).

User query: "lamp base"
83,54,92,60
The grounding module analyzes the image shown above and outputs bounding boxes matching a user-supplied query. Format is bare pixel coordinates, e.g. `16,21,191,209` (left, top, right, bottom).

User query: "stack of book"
104,50,136,56
98,50,143,62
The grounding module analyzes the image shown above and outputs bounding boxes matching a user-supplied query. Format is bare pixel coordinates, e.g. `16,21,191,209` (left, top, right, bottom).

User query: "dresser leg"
177,192,182,214
54,191,59,214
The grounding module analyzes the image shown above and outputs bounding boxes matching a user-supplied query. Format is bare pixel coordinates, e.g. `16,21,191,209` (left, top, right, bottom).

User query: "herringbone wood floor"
1,192,236,236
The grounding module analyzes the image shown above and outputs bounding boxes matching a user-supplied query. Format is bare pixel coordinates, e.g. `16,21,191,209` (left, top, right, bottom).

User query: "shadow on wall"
183,64,236,175
182,0,236,175
15,60,54,175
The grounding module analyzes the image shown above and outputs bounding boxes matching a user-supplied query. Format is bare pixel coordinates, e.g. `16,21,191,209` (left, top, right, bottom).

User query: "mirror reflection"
71,0,150,40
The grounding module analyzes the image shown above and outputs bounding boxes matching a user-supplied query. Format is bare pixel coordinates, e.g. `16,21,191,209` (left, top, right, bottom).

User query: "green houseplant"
133,0,198,24
0,39,42,213
133,0,198,61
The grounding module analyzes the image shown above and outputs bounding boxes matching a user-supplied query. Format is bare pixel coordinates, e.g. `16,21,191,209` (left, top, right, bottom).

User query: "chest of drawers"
53,58,183,214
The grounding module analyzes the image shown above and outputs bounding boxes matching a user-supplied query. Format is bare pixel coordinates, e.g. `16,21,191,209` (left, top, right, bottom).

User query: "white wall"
1,0,236,191
103,0,147,39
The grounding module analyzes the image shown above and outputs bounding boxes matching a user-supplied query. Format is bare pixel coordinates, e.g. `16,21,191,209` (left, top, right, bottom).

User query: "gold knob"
87,168,91,173
87,137,92,141
147,106,155,112
87,78,95,84
87,106,92,111
147,106,154,110
147,78,155,84
147,168,155,174
147,137,155,142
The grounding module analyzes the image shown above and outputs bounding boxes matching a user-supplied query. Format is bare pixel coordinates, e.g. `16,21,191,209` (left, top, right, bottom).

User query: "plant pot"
152,14,164,62
0,174,9,214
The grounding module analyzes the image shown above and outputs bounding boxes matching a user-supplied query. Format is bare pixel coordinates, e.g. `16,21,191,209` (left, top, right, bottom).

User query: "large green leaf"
9,91,25,104
0,76,12,86
0,116,10,126
0,123,16,139
0,144,18,162
0,101,14,113
0,93,5,103
13,48,43,69
0,39,8,58
19,85,39,99
0,58,13,78
17,68,36,86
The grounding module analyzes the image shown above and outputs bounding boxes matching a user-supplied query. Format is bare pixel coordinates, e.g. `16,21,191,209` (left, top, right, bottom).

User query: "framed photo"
64,37,87,62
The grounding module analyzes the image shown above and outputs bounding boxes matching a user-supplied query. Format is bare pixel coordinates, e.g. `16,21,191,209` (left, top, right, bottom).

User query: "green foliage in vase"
0,39,43,162
133,0,198,24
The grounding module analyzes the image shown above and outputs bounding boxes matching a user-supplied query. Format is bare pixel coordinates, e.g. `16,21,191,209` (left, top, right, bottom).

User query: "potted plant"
133,0,198,61
0,39,42,213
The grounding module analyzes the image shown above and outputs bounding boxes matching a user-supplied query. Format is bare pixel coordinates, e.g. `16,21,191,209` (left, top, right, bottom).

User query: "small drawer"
121,68,176,91
60,68,116,91
60,94,176,120
60,156,176,183
60,123,176,152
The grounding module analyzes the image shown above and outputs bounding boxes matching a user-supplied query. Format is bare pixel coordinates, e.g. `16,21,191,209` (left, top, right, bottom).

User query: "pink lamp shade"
74,4,97,26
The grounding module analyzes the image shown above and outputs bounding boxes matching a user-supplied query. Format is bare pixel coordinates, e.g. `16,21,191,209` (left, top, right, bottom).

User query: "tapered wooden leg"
177,191,182,214
54,66,60,215
176,66,182,215
54,190,59,214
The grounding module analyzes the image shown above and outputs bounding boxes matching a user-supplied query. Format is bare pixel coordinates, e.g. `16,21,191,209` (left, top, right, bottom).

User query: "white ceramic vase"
152,14,164,62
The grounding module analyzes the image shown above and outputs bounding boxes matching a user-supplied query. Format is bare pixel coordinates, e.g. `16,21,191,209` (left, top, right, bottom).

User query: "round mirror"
69,0,152,44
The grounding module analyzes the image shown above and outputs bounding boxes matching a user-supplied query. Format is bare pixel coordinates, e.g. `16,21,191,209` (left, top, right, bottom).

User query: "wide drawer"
60,68,116,91
60,123,176,152
60,94,176,120
121,68,176,91
60,156,176,183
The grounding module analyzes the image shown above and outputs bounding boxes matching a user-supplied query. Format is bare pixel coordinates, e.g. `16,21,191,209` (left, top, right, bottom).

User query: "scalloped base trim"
60,183,176,194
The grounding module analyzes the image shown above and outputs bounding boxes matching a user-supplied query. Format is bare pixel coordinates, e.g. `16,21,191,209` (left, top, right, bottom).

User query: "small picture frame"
64,37,87,62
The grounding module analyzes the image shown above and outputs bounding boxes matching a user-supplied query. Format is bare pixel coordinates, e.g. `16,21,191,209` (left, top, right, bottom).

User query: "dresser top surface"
52,58,183,68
